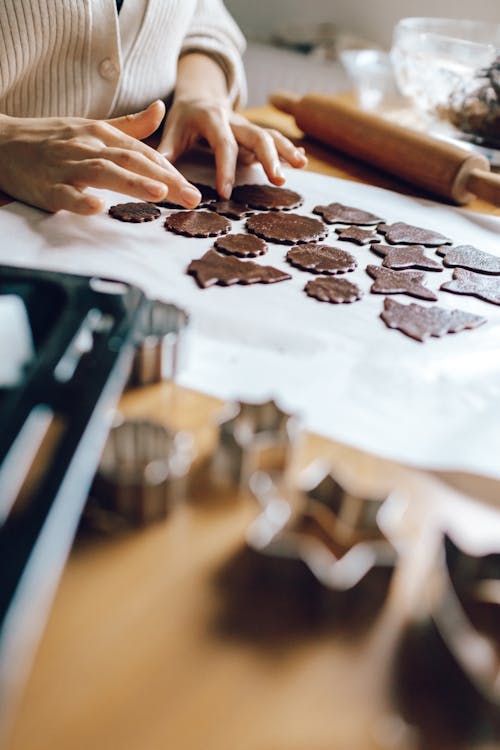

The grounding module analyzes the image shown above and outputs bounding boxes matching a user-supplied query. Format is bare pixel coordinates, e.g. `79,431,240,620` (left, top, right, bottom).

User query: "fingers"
157,119,195,164
232,123,284,185
71,127,201,208
231,122,308,185
69,158,169,202
201,118,238,199
103,148,200,206
268,130,308,168
107,100,165,141
46,184,104,215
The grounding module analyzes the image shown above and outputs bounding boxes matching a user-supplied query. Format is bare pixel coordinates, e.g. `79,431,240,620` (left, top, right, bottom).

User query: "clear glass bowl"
391,18,500,147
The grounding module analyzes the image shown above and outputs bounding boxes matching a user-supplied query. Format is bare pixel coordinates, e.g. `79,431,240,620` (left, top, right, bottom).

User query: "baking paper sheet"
1,163,500,478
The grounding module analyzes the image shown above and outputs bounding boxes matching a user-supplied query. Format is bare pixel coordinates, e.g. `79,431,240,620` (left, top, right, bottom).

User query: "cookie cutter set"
88,297,193,526
209,399,301,490
244,467,399,599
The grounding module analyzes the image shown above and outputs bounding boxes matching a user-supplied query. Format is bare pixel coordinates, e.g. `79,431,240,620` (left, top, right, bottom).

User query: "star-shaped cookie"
366,265,438,301
371,244,443,271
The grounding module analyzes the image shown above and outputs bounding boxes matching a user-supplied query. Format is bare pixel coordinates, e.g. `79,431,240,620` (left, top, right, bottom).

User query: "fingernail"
147,182,166,198
180,186,201,206
222,182,233,199
273,165,285,181
294,149,306,161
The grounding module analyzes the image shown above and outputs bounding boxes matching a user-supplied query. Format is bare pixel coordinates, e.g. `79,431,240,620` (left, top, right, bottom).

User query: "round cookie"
286,243,357,274
246,212,327,245
231,184,303,211
214,233,267,258
305,277,363,304
109,202,161,223
164,210,230,238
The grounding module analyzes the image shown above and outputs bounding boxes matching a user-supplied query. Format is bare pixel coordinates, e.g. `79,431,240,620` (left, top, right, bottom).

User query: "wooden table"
4,106,500,750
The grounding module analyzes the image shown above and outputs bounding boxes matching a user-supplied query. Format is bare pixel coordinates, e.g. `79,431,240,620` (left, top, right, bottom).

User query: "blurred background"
225,0,500,107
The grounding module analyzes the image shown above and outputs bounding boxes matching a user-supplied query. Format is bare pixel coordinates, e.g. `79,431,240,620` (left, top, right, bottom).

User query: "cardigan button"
99,58,119,81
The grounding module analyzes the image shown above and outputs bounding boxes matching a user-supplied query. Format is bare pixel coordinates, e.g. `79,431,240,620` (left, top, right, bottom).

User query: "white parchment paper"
1,164,500,477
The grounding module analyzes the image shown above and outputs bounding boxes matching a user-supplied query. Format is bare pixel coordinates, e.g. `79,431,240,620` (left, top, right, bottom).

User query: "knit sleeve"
180,0,247,108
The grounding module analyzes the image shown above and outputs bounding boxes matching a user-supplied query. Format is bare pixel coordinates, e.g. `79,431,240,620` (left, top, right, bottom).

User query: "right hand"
0,100,202,214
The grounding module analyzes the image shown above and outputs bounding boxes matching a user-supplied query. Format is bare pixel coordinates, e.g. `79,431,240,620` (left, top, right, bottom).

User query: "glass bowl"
391,18,500,147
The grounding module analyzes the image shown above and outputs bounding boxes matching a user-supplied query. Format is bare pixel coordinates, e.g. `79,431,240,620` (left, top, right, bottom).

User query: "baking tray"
0,265,148,732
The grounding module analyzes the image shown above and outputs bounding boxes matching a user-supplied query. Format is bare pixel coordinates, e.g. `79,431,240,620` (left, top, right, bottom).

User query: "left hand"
157,96,307,199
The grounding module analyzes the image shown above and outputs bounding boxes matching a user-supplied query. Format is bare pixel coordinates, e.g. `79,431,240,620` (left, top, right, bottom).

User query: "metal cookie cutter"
91,417,195,526
248,468,398,593
432,534,500,706
130,300,189,386
210,399,301,490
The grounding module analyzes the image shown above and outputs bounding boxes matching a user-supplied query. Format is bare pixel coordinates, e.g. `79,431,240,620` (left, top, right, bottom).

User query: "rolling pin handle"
466,168,500,207
269,91,300,116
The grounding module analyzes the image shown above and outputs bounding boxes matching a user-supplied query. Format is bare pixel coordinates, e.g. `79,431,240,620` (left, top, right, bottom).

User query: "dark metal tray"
0,265,148,729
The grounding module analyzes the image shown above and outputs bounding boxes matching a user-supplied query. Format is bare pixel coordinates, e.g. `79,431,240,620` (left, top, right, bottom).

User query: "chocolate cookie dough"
246,212,328,245
380,298,486,342
231,184,303,211
187,248,291,288
441,268,500,305
336,225,380,245
372,244,443,271
313,202,382,225
164,210,230,238
156,182,218,209
377,222,452,247
366,265,438,301
437,245,500,275
214,233,267,258
209,200,255,219
305,277,363,304
108,202,161,222
286,244,357,274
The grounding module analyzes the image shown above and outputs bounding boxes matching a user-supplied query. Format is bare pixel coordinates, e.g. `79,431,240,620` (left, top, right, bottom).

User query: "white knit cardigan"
0,0,247,118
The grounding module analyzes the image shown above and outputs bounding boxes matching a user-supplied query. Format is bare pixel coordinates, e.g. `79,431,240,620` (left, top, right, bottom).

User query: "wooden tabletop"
4,105,500,750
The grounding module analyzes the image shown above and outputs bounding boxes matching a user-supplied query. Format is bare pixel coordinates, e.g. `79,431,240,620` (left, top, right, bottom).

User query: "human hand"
158,96,307,199
0,100,202,214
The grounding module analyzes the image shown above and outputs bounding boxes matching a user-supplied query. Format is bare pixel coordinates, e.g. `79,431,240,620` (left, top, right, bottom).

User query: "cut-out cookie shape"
366,264,438,301
336,225,379,245
305,277,363,304
231,184,303,211
246,212,328,245
109,202,161,222
164,210,230,237
437,245,500,275
214,233,267,258
377,222,452,247
187,248,291,288
372,244,443,271
441,267,500,305
209,200,255,219
286,244,357,274
380,298,486,342
313,202,382,225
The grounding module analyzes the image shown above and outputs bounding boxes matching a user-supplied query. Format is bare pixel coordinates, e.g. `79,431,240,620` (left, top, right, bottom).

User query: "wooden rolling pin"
270,91,500,206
